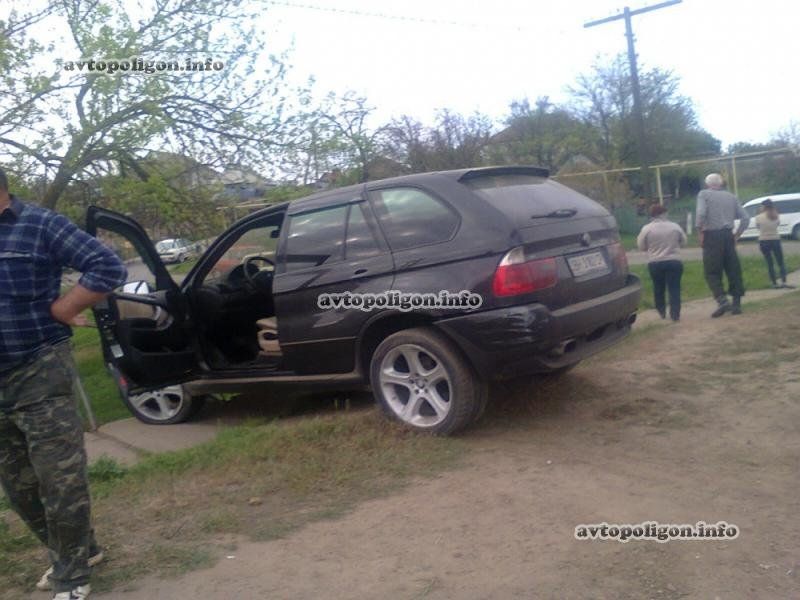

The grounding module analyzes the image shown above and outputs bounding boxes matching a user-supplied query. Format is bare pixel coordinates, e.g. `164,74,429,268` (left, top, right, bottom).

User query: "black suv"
88,166,641,434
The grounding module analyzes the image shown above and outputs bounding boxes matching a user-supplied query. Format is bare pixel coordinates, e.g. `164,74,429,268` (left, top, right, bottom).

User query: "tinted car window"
345,203,382,259
463,174,608,229
779,199,800,213
283,205,348,271
369,187,458,250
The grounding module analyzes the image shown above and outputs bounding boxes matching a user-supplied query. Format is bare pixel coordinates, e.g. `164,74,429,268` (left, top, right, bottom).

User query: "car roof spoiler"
457,166,550,182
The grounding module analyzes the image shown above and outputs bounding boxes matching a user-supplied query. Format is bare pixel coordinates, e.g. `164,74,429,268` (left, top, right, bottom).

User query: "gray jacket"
696,189,749,234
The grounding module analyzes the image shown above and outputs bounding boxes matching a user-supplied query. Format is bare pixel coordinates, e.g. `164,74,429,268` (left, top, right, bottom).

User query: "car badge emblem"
580,233,591,247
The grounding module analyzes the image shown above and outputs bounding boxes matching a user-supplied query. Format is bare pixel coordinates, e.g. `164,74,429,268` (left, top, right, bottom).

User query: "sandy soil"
91,300,800,600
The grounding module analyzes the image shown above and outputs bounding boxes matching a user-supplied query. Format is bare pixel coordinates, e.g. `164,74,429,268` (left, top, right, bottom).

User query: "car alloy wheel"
371,328,484,435
124,385,204,424
378,343,454,429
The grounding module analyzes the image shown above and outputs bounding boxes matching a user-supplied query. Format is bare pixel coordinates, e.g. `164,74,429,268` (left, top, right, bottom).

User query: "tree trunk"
41,168,73,210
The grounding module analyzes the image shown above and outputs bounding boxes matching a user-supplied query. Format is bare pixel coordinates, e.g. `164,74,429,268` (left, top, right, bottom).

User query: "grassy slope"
630,254,800,310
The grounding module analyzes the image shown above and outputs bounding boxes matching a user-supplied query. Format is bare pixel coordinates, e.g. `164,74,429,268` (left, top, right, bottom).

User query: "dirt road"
88,293,800,600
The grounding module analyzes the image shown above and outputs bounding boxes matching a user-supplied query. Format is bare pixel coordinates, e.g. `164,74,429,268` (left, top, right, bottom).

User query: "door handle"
353,268,368,276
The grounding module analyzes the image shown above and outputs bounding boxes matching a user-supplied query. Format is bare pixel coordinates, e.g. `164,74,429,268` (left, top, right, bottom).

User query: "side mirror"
122,280,153,295
270,229,281,239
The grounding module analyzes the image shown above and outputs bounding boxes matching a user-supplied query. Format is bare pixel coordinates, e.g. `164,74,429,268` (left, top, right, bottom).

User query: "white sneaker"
52,584,91,600
36,552,104,591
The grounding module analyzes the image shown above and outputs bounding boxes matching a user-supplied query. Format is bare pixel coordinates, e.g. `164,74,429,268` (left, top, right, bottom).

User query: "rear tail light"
492,247,558,297
607,242,628,274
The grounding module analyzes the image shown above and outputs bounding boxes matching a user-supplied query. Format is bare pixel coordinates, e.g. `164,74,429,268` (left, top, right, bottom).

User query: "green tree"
568,55,720,168
318,92,384,184
384,110,494,173
0,0,297,210
489,97,588,172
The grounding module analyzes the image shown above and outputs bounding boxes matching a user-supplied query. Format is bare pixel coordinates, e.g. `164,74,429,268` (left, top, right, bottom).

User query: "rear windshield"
462,174,609,228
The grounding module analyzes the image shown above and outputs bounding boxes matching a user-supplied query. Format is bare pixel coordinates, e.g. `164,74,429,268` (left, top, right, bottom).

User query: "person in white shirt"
755,198,788,288
637,203,688,321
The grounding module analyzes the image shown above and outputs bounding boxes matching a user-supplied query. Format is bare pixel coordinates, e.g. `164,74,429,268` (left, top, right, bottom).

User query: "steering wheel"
243,255,275,287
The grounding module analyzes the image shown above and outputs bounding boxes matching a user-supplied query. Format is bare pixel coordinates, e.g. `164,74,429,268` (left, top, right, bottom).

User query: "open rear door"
85,206,199,390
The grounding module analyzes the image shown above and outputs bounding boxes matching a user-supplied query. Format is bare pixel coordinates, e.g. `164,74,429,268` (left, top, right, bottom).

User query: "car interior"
185,218,285,370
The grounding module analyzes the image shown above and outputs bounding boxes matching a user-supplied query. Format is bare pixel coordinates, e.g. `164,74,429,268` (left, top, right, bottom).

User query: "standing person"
696,173,749,317
756,198,789,288
637,204,687,321
0,167,127,600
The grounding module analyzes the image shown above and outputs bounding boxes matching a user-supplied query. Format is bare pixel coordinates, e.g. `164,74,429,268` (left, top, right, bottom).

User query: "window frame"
343,201,386,261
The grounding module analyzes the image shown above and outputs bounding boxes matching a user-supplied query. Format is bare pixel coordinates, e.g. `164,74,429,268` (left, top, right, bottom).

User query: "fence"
552,147,800,234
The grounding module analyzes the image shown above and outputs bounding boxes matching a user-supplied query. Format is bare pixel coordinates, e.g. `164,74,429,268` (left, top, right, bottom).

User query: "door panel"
86,206,198,390
273,201,394,374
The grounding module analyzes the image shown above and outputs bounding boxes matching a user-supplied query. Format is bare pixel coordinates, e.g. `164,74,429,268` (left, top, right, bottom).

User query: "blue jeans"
759,239,787,284
648,260,683,320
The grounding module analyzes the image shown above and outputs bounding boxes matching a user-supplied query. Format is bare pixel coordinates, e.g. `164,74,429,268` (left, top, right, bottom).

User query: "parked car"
735,193,800,240
156,238,196,263
87,166,641,434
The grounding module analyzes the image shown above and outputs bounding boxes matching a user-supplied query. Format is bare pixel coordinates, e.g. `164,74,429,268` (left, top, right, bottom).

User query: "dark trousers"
759,239,787,284
0,343,95,593
648,260,683,320
703,229,745,300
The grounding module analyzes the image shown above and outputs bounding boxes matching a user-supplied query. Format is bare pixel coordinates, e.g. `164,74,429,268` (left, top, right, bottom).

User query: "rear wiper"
530,208,577,219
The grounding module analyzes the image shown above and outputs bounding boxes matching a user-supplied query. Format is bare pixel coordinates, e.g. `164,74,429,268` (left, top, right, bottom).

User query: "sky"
261,0,799,148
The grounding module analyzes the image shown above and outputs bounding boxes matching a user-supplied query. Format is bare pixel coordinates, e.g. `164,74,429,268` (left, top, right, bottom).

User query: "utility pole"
584,0,681,200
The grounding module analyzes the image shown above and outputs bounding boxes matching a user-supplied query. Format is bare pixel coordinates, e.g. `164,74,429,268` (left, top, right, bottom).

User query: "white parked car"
736,193,800,240
155,238,195,263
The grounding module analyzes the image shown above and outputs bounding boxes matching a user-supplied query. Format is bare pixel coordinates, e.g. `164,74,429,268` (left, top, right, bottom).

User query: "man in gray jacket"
696,173,749,317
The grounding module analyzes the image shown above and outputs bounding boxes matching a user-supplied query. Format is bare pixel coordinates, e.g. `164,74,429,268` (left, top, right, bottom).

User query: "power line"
263,0,530,32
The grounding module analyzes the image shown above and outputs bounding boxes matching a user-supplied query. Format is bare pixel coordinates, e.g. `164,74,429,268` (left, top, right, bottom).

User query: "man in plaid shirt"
0,167,126,600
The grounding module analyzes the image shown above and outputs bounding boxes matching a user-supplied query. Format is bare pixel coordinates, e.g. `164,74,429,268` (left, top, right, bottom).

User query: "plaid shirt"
0,196,127,375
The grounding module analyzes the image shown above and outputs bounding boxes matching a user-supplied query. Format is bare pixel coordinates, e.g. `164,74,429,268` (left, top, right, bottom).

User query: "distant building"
220,166,277,201
141,151,222,189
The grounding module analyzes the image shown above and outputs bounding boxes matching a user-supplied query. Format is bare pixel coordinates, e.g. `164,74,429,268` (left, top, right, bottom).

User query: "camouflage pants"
0,342,96,592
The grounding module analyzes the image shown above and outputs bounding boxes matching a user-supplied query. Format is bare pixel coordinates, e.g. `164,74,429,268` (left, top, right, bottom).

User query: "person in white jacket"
637,203,688,321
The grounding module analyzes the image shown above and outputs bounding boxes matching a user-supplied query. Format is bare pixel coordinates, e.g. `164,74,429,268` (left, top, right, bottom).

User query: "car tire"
792,225,800,241
123,385,206,425
370,327,485,435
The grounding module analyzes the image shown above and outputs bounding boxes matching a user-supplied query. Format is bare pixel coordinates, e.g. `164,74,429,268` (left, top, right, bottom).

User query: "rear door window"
369,187,459,250
282,205,348,272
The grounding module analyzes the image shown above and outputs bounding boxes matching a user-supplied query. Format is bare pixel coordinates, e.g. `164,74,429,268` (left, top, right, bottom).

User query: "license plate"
567,250,607,277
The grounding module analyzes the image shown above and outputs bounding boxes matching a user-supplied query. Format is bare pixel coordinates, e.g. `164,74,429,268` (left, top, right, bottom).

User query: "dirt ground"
90,297,800,600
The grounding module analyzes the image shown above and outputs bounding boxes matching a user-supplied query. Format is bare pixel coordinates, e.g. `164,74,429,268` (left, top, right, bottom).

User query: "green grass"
72,327,131,426
630,255,800,310
621,231,700,250
166,257,199,276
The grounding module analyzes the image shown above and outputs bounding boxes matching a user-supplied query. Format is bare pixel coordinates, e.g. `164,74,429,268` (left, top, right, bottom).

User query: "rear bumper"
435,274,642,379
